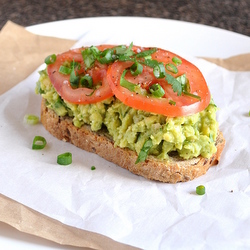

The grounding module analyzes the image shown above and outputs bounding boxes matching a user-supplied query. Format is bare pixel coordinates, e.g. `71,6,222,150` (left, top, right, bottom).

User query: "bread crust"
41,99,225,183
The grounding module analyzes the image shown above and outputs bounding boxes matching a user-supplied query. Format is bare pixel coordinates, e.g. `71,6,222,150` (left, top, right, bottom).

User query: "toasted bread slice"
41,99,225,183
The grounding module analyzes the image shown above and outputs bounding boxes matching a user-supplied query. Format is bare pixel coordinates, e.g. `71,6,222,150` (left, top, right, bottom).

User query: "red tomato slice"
106,48,211,117
47,46,114,104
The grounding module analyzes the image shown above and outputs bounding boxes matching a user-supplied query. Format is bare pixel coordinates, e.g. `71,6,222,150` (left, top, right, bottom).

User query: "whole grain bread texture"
41,99,225,183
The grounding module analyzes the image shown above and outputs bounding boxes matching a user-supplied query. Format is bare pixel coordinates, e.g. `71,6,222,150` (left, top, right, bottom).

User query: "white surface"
0,222,80,250
27,16,250,58
1,17,250,250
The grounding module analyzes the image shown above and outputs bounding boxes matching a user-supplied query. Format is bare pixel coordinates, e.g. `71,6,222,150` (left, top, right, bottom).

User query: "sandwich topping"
36,43,218,161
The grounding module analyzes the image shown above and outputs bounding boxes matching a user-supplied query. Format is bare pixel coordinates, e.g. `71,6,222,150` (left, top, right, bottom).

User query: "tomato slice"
47,46,114,104
106,48,211,117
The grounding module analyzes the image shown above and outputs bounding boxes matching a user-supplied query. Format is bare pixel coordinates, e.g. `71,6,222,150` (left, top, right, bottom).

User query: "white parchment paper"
0,52,250,249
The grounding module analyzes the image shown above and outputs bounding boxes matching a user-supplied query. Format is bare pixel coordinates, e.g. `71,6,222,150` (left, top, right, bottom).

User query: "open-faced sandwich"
35,43,225,183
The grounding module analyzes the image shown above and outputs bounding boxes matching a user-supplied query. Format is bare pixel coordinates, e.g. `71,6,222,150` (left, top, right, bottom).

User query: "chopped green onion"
153,63,166,78
80,75,93,88
183,91,201,100
98,49,113,64
91,166,96,170
142,59,159,68
44,54,56,65
136,48,157,58
24,114,39,125
172,56,182,66
130,62,143,76
177,74,189,91
69,60,79,88
120,69,137,92
196,185,206,195
117,55,134,62
149,83,165,98
59,65,71,75
32,136,46,150
115,42,134,57
165,63,178,74
85,88,96,96
135,138,153,164
169,100,176,106
249,110,250,116
57,152,72,165
81,47,98,69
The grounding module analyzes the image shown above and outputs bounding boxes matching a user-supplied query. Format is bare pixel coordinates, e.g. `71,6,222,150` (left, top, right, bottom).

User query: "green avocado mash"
36,69,218,160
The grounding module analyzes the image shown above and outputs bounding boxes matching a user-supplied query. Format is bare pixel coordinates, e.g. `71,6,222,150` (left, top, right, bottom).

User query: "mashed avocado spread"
36,69,218,160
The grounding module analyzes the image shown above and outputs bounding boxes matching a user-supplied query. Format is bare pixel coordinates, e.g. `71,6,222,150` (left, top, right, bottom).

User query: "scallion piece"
153,63,166,78
59,65,71,75
80,75,93,88
136,48,157,58
44,54,56,65
130,62,143,76
183,91,201,100
135,138,153,164
115,42,134,56
91,166,96,170
172,56,182,66
196,185,206,195
32,136,46,150
165,63,178,74
98,49,113,64
69,60,79,88
169,100,176,106
81,47,98,69
24,114,39,125
57,152,72,165
142,59,159,68
120,69,136,92
149,83,165,98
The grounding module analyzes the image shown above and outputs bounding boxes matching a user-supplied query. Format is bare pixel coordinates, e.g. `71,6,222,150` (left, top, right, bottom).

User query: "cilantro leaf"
165,73,182,96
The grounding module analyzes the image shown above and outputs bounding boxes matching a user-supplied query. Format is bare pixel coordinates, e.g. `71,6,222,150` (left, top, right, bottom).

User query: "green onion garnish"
130,62,143,76
169,100,176,105
177,74,190,91
91,166,96,170
149,83,165,98
32,136,47,150
81,46,98,69
183,91,201,100
69,60,79,88
44,54,56,65
59,65,71,75
120,69,137,92
136,48,157,58
57,152,72,165
172,56,182,66
153,63,166,78
142,59,159,68
135,138,153,164
24,114,39,125
98,49,113,64
165,63,178,74
80,75,93,88
115,42,134,57
196,185,206,195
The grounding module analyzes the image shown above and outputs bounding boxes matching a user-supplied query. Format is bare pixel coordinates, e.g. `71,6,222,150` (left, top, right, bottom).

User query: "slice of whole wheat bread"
40,98,225,183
